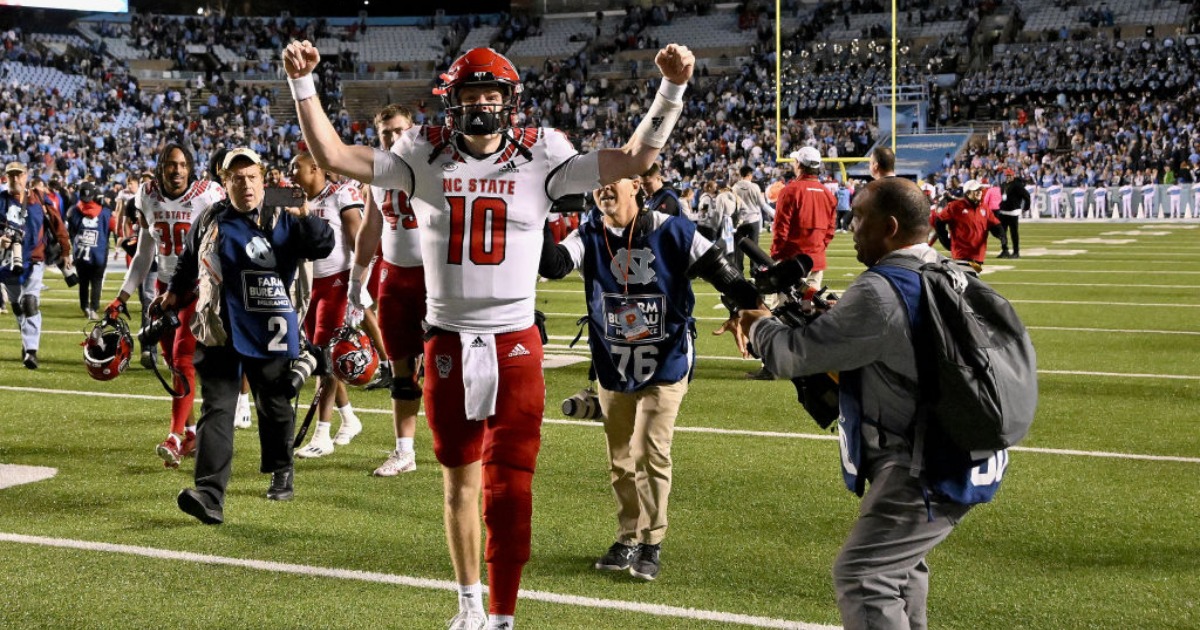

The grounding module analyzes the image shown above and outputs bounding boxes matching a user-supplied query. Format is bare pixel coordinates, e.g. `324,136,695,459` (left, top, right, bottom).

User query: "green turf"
1,222,1197,629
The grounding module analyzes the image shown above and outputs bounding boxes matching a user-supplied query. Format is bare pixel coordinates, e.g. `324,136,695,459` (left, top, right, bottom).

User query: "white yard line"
0,533,836,630
1,385,1197,464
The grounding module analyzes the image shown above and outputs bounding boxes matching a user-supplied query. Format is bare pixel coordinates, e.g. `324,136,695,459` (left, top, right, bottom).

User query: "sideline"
0,532,837,630
1,385,1197,464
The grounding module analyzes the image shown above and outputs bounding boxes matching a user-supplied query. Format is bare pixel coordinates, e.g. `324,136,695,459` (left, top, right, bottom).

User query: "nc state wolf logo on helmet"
329,325,379,386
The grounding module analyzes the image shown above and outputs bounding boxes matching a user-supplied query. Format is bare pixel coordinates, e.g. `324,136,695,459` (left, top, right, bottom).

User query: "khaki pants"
597,378,688,546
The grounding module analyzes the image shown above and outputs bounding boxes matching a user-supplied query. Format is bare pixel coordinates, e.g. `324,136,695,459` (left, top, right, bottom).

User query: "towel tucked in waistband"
460,332,498,421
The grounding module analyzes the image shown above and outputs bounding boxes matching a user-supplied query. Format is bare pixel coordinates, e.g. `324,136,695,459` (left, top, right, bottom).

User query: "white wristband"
632,91,683,150
288,74,317,101
351,262,368,283
657,79,687,102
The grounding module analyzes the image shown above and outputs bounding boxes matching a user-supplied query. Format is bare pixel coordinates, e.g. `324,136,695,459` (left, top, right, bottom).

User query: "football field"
1,221,1197,629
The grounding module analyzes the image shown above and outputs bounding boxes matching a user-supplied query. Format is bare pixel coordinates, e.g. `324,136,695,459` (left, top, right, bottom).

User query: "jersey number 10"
446,196,507,266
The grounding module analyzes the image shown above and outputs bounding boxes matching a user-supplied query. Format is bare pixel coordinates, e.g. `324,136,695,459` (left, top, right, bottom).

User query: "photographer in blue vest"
159,148,334,525
729,177,1003,630
540,174,758,581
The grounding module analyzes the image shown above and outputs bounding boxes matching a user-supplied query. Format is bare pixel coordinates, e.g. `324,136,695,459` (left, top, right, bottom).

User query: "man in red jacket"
932,179,1002,271
747,147,835,380
772,146,837,289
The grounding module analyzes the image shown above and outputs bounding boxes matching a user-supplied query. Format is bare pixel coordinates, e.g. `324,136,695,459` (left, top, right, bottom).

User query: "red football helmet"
328,325,379,387
83,316,133,381
433,47,522,136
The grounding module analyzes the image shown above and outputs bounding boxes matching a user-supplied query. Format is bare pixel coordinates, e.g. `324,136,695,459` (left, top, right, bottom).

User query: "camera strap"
291,378,324,449
150,360,192,399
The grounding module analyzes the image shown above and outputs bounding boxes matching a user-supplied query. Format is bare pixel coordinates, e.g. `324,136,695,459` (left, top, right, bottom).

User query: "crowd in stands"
5,1,1200,214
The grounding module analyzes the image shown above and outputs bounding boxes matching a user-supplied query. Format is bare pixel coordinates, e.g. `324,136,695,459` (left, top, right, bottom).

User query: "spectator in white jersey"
285,39,694,630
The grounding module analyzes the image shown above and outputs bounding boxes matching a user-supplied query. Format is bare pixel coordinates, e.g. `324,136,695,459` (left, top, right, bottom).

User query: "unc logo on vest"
244,235,276,267
609,247,656,285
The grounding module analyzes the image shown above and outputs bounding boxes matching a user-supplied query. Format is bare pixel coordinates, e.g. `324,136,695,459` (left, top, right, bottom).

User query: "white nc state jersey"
309,181,365,278
375,125,599,333
136,178,226,281
369,183,423,268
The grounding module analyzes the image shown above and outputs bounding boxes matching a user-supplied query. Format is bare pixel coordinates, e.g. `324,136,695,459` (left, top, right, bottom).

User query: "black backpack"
873,257,1038,457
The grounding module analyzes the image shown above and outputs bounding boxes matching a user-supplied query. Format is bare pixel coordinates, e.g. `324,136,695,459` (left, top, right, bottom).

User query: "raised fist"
282,40,321,79
654,44,695,86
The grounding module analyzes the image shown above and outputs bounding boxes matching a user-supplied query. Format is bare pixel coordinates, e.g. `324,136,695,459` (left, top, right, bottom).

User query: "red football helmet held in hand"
83,316,133,381
328,325,379,387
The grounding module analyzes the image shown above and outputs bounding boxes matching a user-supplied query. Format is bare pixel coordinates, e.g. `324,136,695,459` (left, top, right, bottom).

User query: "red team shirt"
939,199,1000,263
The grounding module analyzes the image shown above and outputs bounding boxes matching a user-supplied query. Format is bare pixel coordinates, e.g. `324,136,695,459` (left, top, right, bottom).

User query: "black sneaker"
744,367,774,381
629,543,661,581
364,362,393,391
177,488,224,525
1010,253,1020,259
22,350,38,370
267,467,294,501
997,250,1011,259
594,541,637,571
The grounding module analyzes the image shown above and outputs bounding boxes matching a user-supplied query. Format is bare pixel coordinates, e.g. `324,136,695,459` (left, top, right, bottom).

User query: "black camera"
561,387,604,420
728,237,841,430
138,308,181,347
736,237,837,327
283,341,327,398
58,260,78,287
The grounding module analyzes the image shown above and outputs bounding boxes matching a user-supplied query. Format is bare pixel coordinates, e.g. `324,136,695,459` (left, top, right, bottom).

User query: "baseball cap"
4,161,26,174
221,147,262,170
80,182,98,203
962,179,984,193
788,146,823,168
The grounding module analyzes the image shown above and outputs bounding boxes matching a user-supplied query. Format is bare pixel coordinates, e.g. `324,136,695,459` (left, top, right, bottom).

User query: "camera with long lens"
137,307,181,347
726,237,841,430
561,387,604,420
1,204,25,277
283,341,327,398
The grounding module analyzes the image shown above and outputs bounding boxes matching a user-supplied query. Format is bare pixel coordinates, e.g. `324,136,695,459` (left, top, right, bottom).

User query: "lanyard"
600,218,635,295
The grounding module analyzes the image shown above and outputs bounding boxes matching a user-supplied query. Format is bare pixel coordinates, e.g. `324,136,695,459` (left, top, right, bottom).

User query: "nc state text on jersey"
443,177,517,195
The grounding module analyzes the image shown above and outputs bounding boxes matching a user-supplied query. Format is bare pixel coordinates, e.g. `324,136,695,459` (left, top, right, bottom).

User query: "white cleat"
295,435,335,459
447,609,487,630
234,399,252,429
373,450,416,476
333,417,362,446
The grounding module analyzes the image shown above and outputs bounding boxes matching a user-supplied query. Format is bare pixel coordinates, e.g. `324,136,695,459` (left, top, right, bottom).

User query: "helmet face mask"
83,317,133,381
434,48,522,137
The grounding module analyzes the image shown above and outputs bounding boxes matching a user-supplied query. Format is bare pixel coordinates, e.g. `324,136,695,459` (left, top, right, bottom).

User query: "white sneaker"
234,397,252,429
373,449,416,476
333,416,362,446
295,434,335,459
447,609,487,630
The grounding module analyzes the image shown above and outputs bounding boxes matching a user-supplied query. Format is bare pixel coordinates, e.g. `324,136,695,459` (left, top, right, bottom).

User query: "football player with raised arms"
347,103,425,477
106,143,226,468
288,152,365,459
284,40,694,630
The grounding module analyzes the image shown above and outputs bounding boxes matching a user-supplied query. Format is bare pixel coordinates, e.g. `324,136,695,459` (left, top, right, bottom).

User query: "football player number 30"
153,221,190,256
446,196,506,265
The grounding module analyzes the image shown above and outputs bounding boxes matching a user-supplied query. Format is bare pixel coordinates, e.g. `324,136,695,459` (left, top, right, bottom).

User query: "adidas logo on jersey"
470,336,487,349
499,161,520,174
332,278,344,287
507,343,530,358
